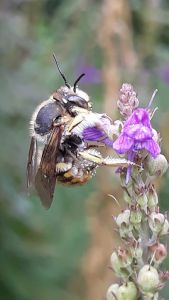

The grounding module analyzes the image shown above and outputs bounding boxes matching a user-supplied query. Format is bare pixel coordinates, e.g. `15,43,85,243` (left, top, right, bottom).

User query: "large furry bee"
27,55,134,208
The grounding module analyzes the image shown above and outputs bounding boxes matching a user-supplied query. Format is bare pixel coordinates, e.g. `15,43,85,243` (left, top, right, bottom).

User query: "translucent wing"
27,136,38,188
35,126,63,208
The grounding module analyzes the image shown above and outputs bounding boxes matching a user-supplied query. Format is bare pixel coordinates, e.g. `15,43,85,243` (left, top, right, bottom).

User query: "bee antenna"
52,53,70,88
73,73,85,92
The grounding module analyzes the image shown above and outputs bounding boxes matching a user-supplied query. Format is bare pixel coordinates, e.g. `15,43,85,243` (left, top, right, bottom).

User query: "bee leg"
78,149,104,164
56,162,72,174
79,149,138,168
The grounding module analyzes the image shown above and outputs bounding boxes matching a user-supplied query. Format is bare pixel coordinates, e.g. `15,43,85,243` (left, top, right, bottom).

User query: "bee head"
53,54,92,110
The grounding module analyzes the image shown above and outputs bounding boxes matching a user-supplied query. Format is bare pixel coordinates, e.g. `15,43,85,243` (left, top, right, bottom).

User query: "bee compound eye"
67,95,88,109
67,95,81,102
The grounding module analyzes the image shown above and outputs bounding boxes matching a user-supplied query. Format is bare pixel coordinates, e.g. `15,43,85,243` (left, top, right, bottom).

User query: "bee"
27,55,135,208
27,55,95,208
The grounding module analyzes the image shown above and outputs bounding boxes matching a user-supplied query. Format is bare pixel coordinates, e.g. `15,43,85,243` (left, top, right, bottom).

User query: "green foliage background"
1,0,169,299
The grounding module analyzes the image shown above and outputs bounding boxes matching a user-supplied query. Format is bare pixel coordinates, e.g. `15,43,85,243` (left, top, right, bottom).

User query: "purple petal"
103,137,114,147
83,127,114,147
124,108,151,128
83,127,104,141
113,134,133,154
125,124,152,141
142,138,161,158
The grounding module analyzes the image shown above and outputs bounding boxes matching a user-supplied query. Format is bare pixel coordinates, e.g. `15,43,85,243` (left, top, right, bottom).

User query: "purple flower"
83,126,114,147
113,108,160,158
76,61,101,84
71,112,114,147
82,114,114,147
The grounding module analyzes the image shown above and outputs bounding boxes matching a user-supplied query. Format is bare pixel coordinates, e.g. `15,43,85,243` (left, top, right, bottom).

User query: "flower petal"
142,138,161,158
124,108,151,128
125,124,152,141
83,127,104,141
113,134,133,154
83,127,114,147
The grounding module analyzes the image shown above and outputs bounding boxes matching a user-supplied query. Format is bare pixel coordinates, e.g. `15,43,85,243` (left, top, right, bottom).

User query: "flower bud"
130,208,142,225
129,241,143,264
137,193,148,212
118,83,139,117
146,154,168,177
149,212,169,235
116,210,130,227
149,242,167,265
137,265,160,292
117,282,137,300
142,292,159,300
147,188,158,211
106,283,119,300
110,248,132,277
115,210,133,238
123,191,132,204
160,217,169,236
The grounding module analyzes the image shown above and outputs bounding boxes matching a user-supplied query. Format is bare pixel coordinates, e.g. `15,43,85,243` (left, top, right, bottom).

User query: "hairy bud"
147,188,158,211
137,193,148,212
137,265,160,292
149,212,169,236
106,283,119,300
115,210,133,238
110,248,132,277
146,154,168,177
117,282,137,300
117,83,139,118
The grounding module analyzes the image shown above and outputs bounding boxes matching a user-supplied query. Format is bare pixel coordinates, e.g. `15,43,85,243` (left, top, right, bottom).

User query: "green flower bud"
142,292,159,300
117,282,137,300
130,208,142,225
123,191,131,204
160,218,169,236
147,188,158,211
146,154,168,177
115,210,133,239
116,210,130,227
106,283,119,300
137,193,148,212
110,249,132,277
110,251,123,275
149,212,169,235
137,265,160,293
129,241,143,264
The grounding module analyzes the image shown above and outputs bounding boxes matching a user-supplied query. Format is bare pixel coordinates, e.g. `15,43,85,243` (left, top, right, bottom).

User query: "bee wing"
35,126,63,209
27,136,38,188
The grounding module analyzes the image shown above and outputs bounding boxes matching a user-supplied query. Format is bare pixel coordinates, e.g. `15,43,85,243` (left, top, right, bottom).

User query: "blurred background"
1,0,169,299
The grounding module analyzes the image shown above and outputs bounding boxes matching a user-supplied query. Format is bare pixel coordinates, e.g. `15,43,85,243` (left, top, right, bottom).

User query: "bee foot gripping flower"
105,84,169,300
